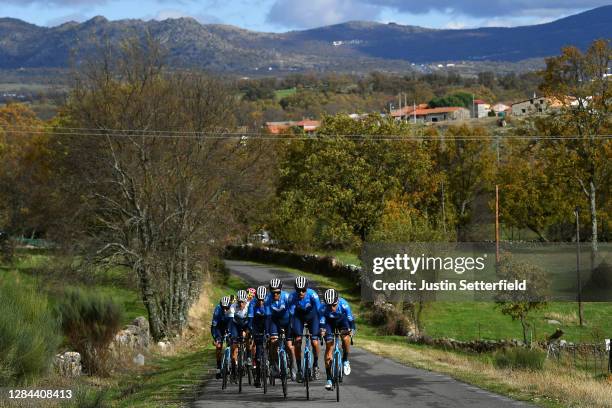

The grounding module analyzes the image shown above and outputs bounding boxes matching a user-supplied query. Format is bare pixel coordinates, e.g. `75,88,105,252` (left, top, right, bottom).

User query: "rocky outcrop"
112,316,150,351
54,352,82,377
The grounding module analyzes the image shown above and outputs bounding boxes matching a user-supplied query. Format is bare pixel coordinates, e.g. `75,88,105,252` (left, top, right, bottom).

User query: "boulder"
112,317,150,351
54,352,82,377
133,353,145,366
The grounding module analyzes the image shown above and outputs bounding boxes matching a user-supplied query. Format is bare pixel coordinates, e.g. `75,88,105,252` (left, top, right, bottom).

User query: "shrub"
57,289,123,376
493,348,545,371
0,278,62,385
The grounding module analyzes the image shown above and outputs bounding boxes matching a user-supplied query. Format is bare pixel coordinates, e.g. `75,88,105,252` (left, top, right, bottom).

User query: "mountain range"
0,6,611,74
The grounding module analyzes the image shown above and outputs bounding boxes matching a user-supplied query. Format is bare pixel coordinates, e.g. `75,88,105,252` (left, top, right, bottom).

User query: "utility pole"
495,134,501,264
441,181,447,234
575,206,584,326
496,185,500,264
398,93,402,122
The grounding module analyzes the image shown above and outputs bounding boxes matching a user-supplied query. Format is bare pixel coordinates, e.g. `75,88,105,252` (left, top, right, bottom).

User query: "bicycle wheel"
221,349,230,390
280,351,288,399
335,354,342,402
262,345,269,394
304,352,310,401
247,349,253,386
238,346,244,393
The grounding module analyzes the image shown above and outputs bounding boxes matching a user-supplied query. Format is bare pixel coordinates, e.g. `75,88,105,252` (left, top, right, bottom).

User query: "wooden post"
496,185,500,264
575,207,584,327
607,338,611,373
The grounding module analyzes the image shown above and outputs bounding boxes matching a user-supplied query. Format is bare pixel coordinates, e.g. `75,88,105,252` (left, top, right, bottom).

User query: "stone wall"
225,245,362,288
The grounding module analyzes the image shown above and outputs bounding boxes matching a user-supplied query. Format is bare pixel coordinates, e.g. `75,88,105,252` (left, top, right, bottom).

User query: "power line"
1,125,611,141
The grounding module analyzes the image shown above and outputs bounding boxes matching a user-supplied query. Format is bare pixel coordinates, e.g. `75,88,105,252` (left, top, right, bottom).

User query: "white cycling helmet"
237,290,248,303
256,286,267,301
324,289,339,305
269,278,282,291
294,276,308,291
220,296,231,308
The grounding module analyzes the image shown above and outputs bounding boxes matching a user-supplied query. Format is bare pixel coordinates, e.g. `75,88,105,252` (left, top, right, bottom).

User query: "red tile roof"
412,107,466,116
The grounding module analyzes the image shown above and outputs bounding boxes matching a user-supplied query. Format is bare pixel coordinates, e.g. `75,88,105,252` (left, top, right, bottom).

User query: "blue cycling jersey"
288,288,322,316
211,304,234,327
264,290,291,320
248,299,267,333
211,304,234,338
248,299,267,319
319,297,356,330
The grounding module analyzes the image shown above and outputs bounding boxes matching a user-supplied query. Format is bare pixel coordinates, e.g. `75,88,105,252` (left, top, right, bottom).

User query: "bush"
57,289,123,376
493,348,545,371
0,278,62,385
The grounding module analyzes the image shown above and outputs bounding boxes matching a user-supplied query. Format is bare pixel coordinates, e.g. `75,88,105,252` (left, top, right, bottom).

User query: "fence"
547,341,611,375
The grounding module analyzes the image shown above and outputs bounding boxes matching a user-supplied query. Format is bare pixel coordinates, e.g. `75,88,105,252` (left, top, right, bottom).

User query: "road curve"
193,260,533,408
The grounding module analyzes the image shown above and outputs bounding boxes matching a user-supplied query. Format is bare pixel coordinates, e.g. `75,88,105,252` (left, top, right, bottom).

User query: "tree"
0,104,56,239
435,125,496,240
272,114,442,249
498,138,578,241
496,253,550,344
540,39,612,264
54,38,274,340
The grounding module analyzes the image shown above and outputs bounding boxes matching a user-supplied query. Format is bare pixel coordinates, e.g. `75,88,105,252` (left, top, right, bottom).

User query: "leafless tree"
54,37,275,340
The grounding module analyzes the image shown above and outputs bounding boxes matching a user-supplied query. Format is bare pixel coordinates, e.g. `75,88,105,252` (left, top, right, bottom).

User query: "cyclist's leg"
292,315,304,376
308,314,321,375
338,316,352,375
269,318,279,357
338,315,351,362
230,321,239,369
215,336,224,378
323,322,334,383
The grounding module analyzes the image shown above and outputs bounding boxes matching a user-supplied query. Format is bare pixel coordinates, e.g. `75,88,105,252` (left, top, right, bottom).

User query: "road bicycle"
301,322,313,401
331,329,344,402
236,333,253,393
220,332,232,390
254,332,269,394
270,328,289,399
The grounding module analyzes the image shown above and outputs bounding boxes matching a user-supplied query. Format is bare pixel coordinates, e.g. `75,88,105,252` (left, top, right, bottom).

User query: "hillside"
0,6,610,73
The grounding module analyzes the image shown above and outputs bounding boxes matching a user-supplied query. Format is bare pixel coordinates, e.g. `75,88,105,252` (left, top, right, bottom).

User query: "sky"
0,0,610,32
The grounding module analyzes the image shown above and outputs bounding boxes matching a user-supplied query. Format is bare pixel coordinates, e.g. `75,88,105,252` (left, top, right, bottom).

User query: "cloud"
363,0,610,18
266,0,610,28
444,21,467,29
267,0,381,29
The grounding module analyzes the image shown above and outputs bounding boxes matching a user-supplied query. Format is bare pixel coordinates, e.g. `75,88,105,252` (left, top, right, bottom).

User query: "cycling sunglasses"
272,290,281,295
297,288,307,293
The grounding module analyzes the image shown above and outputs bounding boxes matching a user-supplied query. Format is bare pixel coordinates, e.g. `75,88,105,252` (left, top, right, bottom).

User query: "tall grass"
493,348,546,370
0,278,62,385
57,289,123,376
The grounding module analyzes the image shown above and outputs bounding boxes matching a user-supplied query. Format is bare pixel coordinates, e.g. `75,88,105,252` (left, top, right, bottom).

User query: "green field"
274,87,296,100
254,260,612,344
0,251,146,325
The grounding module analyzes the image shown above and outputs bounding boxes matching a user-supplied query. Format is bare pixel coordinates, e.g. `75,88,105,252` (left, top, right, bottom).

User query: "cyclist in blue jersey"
211,296,234,379
265,278,295,379
230,290,251,379
289,276,322,382
248,286,268,387
320,288,355,390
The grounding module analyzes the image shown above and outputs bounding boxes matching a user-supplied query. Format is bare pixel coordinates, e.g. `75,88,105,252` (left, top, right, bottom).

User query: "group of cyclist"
211,276,355,391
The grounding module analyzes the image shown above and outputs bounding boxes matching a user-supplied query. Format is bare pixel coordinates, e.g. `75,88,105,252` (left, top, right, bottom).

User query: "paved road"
194,260,533,408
